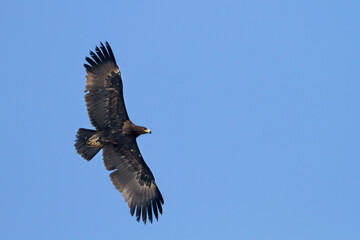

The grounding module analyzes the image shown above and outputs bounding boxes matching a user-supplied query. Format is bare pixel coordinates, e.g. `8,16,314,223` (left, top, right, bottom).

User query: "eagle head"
142,127,152,135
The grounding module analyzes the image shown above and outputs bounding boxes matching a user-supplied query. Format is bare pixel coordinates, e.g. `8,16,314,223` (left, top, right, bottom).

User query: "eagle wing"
84,42,129,130
103,141,164,224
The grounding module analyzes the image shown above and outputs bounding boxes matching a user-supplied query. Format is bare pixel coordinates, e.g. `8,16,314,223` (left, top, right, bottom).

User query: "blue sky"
1,0,359,239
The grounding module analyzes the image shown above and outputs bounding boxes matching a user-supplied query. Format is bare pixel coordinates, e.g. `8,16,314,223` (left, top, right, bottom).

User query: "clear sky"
1,1,359,239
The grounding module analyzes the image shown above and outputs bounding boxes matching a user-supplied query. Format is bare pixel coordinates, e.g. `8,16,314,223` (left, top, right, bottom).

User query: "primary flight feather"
75,42,164,224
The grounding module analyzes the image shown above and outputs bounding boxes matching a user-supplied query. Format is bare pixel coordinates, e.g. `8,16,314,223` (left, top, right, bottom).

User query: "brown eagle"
75,42,163,224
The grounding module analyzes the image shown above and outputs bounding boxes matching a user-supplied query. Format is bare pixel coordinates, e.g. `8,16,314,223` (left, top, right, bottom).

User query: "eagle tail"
75,128,102,161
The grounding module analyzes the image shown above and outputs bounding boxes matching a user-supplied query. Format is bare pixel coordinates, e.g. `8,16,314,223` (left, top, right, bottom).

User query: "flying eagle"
75,42,163,224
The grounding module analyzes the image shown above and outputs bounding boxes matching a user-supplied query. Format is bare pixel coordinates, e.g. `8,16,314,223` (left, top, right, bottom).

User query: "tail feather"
75,128,102,160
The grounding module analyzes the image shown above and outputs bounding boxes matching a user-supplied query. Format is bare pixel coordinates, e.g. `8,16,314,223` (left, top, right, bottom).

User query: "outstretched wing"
84,42,129,130
102,140,164,224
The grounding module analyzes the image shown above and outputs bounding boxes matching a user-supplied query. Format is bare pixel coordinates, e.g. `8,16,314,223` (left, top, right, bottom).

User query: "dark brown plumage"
75,42,163,224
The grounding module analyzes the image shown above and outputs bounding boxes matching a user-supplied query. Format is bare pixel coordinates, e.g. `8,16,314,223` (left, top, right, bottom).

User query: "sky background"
1,0,359,239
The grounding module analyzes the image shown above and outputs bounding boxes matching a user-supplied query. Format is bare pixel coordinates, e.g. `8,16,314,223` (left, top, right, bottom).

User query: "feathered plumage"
75,42,163,224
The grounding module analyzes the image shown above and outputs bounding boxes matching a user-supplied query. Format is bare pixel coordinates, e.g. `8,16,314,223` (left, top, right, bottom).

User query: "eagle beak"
145,128,152,134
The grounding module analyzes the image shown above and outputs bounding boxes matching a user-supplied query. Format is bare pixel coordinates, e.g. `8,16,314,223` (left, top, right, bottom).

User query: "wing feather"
85,56,97,67
152,200,159,220
142,204,147,223
100,42,110,59
84,42,129,130
147,202,153,223
105,42,116,64
103,142,164,224
136,205,141,222
95,46,106,62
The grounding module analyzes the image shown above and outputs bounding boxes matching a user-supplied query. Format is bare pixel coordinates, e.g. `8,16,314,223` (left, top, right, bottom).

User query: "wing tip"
128,194,164,224
84,41,117,71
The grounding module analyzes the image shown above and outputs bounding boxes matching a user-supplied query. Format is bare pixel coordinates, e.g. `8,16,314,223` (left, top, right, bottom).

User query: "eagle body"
86,120,150,147
75,42,163,224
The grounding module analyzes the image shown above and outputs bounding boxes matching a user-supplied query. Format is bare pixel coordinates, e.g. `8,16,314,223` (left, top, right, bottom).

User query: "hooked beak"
144,128,152,134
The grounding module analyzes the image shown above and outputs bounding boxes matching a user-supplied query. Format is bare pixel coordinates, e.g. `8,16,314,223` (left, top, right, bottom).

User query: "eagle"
75,42,164,224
